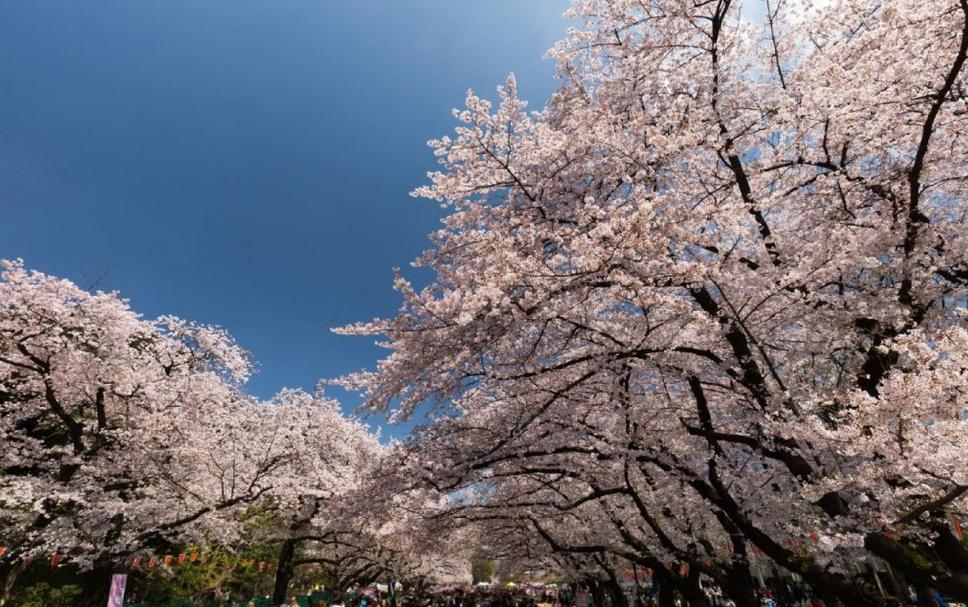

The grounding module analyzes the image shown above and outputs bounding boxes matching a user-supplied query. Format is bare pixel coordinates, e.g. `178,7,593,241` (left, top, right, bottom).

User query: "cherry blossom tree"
339,0,968,603
0,261,383,605
261,470,474,603
262,388,384,604
0,260,258,572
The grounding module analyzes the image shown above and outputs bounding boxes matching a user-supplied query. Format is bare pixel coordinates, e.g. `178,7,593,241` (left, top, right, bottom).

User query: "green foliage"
124,545,278,604
15,581,83,607
5,507,296,604
471,558,495,584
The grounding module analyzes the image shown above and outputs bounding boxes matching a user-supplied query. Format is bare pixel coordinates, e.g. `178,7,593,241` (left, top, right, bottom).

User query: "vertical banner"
107,574,127,607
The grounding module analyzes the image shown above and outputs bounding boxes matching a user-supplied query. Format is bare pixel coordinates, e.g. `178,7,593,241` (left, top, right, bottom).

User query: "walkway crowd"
261,583,963,607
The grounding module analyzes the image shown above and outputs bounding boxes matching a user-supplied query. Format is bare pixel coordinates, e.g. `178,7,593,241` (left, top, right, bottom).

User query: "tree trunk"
866,531,968,602
588,581,606,607
605,578,626,607
884,563,909,603
78,559,115,607
931,522,968,572
0,562,18,606
651,570,675,607
695,468,876,606
657,583,675,607
681,568,708,607
272,539,297,605
722,560,758,607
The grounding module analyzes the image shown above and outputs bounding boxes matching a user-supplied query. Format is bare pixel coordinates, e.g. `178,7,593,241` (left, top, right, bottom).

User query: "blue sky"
0,1,569,436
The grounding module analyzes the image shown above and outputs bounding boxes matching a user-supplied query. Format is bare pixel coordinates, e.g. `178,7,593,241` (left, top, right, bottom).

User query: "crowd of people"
320,580,962,607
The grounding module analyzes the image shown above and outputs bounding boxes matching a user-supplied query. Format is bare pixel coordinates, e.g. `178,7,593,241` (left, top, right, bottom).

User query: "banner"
107,574,127,607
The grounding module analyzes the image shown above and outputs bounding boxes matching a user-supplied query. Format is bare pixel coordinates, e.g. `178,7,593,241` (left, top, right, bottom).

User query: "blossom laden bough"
339,0,968,603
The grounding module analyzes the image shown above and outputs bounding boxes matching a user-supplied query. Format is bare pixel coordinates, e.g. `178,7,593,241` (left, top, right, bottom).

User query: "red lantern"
50,553,60,568
178,553,186,565
132,555,142,567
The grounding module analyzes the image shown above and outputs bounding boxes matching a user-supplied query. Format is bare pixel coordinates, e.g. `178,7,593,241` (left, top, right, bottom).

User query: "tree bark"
78,559,114,607
930,522,968,573
681,568,708,607
866,532,968,602
272,539,297,605
0,562,18,606
588,581,606,607
605,578,626,607
721,559,758,607
651,569,676,607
